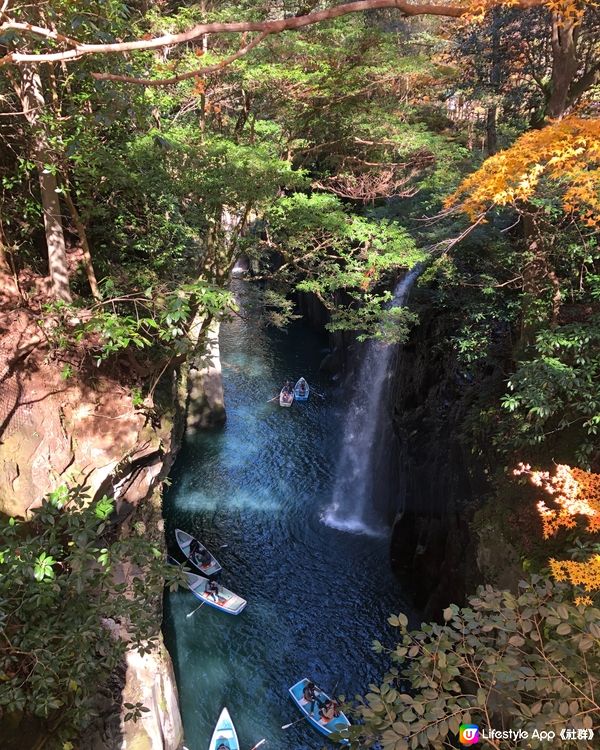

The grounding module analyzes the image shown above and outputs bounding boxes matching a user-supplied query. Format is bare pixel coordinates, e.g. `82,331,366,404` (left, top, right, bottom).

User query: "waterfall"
322,266,421,535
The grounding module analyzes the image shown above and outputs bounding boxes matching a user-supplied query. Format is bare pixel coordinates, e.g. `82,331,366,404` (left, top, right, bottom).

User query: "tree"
262,192,424,340
0,486,180,749
449,117,600,229
352,577,599,750
10,64,72,301
447,117,599,332
0,1,579,80
452,6,599,131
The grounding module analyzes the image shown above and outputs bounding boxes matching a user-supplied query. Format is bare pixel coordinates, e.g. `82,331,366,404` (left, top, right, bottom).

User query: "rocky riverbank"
0,272,215,750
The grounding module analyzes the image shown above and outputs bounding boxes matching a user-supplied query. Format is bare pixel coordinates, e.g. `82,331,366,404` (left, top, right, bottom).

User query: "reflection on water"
163,281,408,750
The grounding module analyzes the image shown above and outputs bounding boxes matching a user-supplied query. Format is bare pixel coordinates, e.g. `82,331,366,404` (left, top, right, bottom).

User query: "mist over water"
163,280,408,750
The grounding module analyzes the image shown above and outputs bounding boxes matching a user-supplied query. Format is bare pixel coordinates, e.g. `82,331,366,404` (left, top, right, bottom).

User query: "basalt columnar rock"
386,303,517,619
186,319,226,432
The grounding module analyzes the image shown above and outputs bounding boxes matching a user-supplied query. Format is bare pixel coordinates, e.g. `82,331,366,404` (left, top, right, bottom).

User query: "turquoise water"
163,281,408,750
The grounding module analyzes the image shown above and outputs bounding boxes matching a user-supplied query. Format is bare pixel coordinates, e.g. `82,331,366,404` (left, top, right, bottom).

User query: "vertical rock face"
388,311,491,619
186,320,226,432
0,302,180,517
0,292,187,750
81,636,184,750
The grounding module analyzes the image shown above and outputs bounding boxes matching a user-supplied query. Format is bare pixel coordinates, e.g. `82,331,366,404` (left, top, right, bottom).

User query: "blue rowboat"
289,677,350,744
175,528,222,576
293,377,310,401
209,707,240,750
184,571,247,615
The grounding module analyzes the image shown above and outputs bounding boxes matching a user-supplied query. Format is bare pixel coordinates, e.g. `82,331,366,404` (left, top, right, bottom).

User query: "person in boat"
217,744,228,750
319,699,340,723
198,546,212,568
205,579,219,602
303,680,318,712
297,378,306,395
189,537,200,560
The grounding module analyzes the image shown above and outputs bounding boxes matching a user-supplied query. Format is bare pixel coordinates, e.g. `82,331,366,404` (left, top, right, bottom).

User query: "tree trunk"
62,185,101,300
14,64,72,302
0,221,9,273
485,105,498,156
486,13,500,156
546,13,578,119
520,214,561,343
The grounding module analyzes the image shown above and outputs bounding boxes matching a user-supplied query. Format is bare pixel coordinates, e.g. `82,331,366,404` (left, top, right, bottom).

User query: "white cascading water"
322,266,421,535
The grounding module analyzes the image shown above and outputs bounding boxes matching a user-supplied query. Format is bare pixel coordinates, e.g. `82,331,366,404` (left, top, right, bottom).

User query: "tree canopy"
0,0,598,747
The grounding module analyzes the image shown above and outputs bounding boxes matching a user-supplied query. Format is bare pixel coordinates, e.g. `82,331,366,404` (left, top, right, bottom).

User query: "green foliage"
329,301,419,345
261,289,301,329
264,193,424,341
500,319,600,465
41,281,235,365
349,577,599,749
0,485,180,748
123,701,151,723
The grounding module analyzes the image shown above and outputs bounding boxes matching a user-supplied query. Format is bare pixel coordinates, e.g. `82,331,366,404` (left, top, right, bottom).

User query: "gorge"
0,2,598,749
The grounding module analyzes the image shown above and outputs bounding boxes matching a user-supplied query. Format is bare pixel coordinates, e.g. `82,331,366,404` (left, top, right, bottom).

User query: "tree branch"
91,32,271,85
0,0,548,68
0,19,80,46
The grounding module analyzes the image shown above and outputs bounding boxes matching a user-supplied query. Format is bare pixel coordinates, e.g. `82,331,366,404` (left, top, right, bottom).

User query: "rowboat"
293,377,309,401
184,570,247,615
175,528,222,576
209,707,240,750
279,388,294,407
289,678,350,744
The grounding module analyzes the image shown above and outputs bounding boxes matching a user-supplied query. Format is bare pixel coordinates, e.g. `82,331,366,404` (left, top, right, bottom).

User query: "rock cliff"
387,295,523,618
0,272,186,750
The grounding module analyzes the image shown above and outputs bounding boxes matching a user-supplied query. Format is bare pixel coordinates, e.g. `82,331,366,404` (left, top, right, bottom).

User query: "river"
163,280,408,750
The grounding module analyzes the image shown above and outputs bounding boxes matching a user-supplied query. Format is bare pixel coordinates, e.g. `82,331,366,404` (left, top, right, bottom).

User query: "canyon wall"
0,275,192,750
387,297,523,619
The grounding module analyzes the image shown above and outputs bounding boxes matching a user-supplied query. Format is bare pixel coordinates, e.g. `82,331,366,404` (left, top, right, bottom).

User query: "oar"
282,716,307,730
282,678,342,729
248,740,267,750
186,600,205,618
329,677,341,696
219,544,229,549
266,394,279,403
312,390,326,399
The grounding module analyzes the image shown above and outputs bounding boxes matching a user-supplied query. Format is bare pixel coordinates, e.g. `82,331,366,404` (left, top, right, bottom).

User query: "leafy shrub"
0,486,179,748
344,577,599,749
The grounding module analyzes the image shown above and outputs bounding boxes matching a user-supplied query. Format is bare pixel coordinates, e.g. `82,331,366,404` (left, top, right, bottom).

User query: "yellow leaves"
448,117,600,227
464,0,589,25
544,0,587,23
550,557,600,593
515,463,600,602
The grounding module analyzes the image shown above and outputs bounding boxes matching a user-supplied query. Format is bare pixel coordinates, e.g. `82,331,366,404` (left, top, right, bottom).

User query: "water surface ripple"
163,281,409,750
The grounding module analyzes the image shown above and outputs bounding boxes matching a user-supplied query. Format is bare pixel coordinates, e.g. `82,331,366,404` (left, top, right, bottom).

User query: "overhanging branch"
0,0,549,69
91,32,271,86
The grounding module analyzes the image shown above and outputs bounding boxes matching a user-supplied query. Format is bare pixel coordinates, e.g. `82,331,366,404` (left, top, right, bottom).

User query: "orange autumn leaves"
448,117,600,227
515,463,600,538
515,463,600,600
